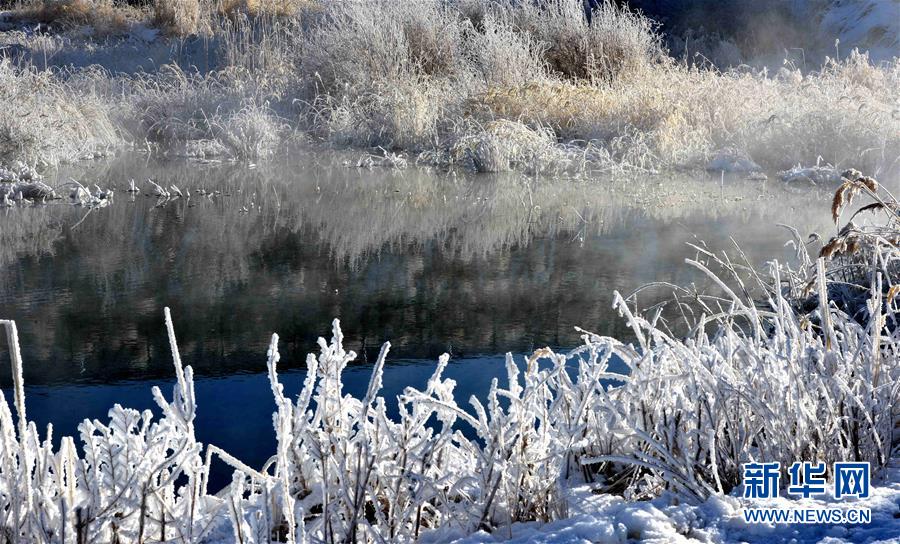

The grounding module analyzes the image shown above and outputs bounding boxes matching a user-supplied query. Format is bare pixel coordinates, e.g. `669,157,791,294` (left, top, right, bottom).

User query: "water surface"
0,152,846,486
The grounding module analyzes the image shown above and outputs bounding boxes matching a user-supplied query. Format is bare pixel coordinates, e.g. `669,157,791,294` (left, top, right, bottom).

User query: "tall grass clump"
214,11,302,87
114,64,286,160
300,0,466,92
502,0,664,82
0,59,118,167
465,13,548,88
473,51,900,174
216,0,321,19
296,1,466,150
153,0,202,36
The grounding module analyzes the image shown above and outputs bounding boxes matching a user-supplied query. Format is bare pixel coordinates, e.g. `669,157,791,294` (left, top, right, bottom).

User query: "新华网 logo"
740,461,872,525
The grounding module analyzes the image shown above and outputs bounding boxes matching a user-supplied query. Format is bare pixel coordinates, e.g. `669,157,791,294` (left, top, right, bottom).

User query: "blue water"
0,153,834,491
8,352,613,490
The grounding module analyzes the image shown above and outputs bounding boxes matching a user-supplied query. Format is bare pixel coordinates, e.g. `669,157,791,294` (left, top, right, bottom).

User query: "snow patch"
706,148,763,173
130,23,159,44
779,164,844,185
436,461,900,544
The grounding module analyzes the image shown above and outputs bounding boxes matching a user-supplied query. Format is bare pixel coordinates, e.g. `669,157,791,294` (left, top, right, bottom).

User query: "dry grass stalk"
11,0,140,36
216,0,321,19
153,0,201,36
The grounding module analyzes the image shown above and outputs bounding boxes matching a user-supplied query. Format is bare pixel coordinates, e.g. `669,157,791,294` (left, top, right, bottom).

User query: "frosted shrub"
504,0,663,82
154,0,202,36
466,13,547,87
300,1,466,93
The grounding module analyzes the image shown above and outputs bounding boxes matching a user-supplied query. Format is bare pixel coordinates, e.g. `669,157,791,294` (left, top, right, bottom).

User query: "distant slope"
819,0,899,61
626,0,899,63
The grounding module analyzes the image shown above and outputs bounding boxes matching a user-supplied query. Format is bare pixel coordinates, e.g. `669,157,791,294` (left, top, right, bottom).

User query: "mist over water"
0,150,893,495
626,0,898,66
1,152,841,385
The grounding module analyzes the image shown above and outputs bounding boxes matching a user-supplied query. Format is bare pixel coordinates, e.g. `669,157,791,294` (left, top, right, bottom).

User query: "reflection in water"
1,152,847,387
0,152,866,483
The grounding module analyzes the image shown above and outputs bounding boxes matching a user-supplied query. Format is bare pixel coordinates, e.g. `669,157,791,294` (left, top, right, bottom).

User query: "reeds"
9,0,139,36
0,59,118,167
287,1,898,175
153,0,202,36
1,0,897,174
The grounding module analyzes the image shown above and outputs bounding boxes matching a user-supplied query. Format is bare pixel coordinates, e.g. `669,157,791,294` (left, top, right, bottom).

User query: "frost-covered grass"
0,57,287,163
0,59,118,167
472,50,900,174
0,220,897,541
121,66,287,160
153,0,202,37
275,0,900,175
7,0,141,36
1,0,897,175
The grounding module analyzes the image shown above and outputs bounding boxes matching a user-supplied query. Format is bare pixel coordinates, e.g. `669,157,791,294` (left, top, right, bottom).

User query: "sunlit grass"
0,0,897,175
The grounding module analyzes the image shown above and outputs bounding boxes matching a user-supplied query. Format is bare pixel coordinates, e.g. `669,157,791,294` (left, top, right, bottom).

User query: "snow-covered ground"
442,461,900,544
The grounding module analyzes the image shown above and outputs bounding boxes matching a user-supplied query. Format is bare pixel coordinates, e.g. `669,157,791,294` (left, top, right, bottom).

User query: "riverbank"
1,1,897,177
